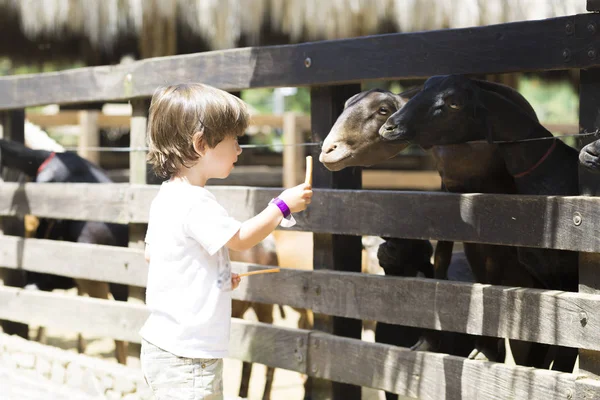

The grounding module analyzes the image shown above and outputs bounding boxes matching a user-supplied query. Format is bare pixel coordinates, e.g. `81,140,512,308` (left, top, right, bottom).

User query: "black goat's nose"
384,124,398,132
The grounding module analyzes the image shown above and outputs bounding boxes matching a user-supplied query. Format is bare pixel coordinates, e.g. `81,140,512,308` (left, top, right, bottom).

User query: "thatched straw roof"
0,0,587,64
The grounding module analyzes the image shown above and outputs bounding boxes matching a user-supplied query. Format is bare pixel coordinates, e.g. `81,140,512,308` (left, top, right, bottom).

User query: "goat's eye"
378,107,389,115
445,96,462,110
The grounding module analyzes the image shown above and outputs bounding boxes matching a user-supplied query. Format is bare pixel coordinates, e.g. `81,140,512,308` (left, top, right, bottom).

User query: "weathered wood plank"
307,332,581,400
3,183,600,253
235,267,600,352
77,110,100,165
25,111,311,131
0,286,148,343
0,236,147,287
0,285,593,400
574,378,600,400
230,319,308,372
3,237,600,351
0,286,307,373
1,14,600,109
0,183,133,224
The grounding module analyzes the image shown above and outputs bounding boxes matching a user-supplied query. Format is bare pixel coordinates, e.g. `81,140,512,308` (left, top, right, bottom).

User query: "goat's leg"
376,322,421,400
36,327,47,344
232,300,253,398
239,361,252,398
76,284,88,354
254,303,276,400
262,366,275,400
433,241,454,280
296,309,313,330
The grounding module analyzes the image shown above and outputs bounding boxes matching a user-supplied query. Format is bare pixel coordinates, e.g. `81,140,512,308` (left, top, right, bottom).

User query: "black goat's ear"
398,85,422,99
395,86,422,108
473,79,539,122
478,87,547,142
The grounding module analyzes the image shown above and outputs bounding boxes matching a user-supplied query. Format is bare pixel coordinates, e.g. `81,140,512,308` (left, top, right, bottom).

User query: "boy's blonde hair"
147,83,249,178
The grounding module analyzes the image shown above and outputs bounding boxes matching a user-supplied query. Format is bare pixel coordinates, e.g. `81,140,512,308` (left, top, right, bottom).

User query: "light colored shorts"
141,339,224,400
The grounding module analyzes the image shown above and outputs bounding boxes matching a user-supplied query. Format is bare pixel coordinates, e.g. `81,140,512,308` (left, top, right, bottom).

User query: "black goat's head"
379,75,539,148
378,75,486,148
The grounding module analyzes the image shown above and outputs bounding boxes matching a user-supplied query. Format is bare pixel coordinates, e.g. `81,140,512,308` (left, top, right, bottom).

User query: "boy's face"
202,136,242,179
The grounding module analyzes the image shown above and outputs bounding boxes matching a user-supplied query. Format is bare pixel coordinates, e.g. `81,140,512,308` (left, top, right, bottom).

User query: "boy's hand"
231,273,241,290
278,183,313,213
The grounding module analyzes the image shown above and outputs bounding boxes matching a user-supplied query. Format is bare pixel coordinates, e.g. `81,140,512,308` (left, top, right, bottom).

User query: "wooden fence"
25,109,444,190
2,7,600,400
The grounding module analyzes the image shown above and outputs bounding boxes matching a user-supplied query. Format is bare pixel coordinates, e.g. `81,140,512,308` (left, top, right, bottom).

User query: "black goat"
0,138,130,364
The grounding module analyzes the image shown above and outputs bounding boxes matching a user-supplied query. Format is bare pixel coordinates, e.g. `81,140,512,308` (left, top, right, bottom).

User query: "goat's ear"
343,93,363,109
393,93,408,108
395,86,422,108
477,87,547,142
398,85,422,99
473,79,539,122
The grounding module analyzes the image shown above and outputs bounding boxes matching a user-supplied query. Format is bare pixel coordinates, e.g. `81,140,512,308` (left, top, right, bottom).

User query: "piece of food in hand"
305,155,313,185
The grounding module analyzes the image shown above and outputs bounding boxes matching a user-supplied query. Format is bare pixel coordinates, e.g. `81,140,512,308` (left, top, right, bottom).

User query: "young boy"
140,83,312,399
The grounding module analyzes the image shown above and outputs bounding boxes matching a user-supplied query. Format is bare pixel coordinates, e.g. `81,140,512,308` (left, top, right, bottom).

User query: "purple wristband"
270,197,291,218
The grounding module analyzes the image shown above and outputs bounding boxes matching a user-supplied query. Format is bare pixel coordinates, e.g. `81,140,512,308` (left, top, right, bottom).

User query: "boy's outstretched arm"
226,183,312,252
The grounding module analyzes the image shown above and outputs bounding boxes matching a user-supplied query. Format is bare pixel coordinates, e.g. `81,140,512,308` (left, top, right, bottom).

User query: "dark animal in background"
379,74,580,371
0,138,130,364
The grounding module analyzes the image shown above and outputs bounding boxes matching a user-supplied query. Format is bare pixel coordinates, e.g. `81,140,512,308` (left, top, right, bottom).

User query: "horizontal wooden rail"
25,110,572,141
25,111,311,131
2,183,600,252
0,286,305,373
0,14,599,109
1,236,600,351
0,286,589,400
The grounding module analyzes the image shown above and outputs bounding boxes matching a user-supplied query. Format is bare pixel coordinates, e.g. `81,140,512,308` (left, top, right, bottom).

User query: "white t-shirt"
140,180,242,359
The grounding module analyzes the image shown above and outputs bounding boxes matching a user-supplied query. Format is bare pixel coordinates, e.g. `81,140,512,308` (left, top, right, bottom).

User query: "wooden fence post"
127,99,150,358
0,110,28,338
309,84,362,400
130,100,149,188
577,67,600,388
77,110,100,165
